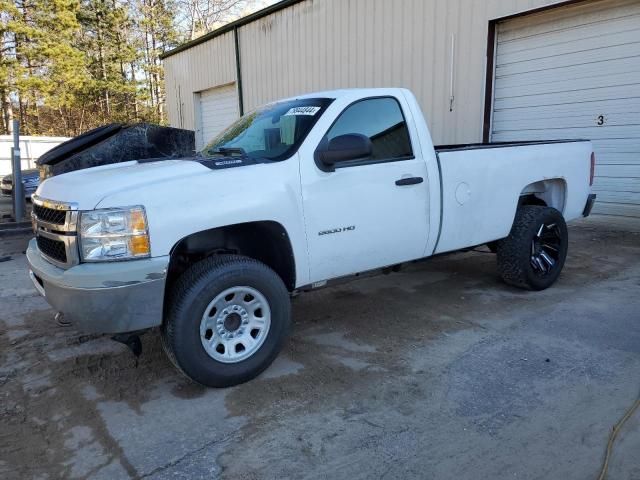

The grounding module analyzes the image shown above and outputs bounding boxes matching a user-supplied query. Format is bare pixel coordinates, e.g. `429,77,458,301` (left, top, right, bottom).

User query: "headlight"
79,206,150,261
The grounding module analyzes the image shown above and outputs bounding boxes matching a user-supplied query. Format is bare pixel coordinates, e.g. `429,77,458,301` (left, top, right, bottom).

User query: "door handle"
395,177,423,186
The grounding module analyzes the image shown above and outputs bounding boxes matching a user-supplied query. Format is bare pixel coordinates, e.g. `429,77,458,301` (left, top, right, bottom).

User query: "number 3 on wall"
596,115,605,126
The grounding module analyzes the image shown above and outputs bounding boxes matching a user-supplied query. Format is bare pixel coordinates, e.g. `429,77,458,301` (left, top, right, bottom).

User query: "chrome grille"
33,203,67,225
32,195,80,268
36,235,67,263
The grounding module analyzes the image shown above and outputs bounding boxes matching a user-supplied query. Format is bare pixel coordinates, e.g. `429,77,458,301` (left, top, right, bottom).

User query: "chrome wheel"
199,286,271,363
530,222,562,276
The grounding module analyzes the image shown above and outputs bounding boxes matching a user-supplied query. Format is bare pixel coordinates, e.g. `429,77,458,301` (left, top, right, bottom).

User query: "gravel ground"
1,220,639,479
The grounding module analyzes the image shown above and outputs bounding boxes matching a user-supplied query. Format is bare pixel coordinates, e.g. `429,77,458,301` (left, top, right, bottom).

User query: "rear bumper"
583,194,597,217
26,239,169,334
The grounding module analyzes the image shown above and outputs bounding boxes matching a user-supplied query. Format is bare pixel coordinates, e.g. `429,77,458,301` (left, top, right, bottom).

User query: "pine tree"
135,0,179,123
0,0,263,135
0,1,16,133
78,0,138,124
1,0,89,135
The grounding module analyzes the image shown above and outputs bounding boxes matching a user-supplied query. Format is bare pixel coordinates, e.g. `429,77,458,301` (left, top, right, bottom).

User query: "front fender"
96,158,311,287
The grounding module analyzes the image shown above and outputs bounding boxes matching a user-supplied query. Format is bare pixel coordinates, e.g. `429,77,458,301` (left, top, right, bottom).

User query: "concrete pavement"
1,221,639,479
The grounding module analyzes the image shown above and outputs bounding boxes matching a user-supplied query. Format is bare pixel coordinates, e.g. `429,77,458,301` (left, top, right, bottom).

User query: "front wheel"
496,206,568,291
162,255,291,387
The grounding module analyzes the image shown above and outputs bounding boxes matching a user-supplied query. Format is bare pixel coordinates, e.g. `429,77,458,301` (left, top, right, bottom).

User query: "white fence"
0,135,69,175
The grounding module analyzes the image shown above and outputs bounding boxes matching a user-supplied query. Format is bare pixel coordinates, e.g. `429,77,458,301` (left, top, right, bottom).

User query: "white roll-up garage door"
196,83,240,150
491,0,640,218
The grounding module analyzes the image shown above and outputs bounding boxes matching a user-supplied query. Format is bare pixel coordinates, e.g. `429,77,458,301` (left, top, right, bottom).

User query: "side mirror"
316,134,372,171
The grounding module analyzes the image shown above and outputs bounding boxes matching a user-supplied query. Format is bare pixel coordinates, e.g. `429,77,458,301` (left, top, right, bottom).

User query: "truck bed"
432,140,593,255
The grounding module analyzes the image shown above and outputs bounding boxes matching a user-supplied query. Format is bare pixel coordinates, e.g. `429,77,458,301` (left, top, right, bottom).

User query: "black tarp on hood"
38,123,195,177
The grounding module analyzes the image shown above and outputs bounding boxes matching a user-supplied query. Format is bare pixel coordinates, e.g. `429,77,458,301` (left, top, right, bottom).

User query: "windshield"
201,98,334,162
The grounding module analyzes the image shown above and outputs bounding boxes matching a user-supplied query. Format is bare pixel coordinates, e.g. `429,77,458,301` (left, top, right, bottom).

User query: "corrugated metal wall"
164,0,570,144
164,31,237,131
491,0,640,217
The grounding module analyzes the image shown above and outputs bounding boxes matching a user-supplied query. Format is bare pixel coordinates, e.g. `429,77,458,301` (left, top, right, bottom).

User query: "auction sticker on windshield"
284,106,321,116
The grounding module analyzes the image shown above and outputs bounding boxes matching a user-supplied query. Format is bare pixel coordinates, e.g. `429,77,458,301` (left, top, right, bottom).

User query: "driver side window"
326,97,413,162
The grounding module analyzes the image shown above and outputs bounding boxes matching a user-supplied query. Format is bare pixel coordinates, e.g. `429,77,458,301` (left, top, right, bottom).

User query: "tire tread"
161,254,290,387
497,206,568,291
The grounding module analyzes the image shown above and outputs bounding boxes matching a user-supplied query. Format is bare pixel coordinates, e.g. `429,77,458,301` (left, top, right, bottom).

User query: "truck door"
300,96,430,283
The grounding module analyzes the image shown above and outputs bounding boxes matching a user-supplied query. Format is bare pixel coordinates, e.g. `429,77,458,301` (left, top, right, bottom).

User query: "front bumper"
26,239,170,334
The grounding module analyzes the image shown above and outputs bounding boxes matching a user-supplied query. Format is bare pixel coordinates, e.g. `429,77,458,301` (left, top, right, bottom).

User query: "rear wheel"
497,206,568,290
162,255,291,387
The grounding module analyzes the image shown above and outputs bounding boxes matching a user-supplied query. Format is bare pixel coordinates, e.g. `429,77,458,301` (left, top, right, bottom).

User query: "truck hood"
36,159,209,209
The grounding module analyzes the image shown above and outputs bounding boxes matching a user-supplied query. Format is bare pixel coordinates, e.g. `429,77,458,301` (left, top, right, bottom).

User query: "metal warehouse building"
162,0,640,218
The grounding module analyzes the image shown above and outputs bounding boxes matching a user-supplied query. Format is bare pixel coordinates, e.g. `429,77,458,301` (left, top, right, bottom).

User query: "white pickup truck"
27,88,596,387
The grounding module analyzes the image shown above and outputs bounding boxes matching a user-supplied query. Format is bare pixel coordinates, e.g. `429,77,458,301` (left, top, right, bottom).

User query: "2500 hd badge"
318,225,356,236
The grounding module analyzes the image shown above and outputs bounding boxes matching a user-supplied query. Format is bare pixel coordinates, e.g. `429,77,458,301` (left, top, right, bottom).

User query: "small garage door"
196,83,240,149
491,0,640,218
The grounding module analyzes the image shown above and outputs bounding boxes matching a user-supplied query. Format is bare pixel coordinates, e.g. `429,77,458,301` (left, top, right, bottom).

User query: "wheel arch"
166,221,296,294
519,178,567,213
